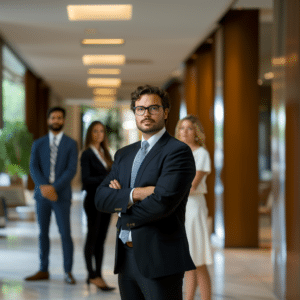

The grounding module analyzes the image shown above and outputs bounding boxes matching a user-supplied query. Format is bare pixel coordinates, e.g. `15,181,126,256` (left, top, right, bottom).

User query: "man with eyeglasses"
95,85,196,300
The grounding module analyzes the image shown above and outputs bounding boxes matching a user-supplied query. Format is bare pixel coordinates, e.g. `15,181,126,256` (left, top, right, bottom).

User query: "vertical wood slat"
184,60,198,116
166,80,181,137
195,43,215,220
25,71,50,190
285,0,300,298
222,10,259,247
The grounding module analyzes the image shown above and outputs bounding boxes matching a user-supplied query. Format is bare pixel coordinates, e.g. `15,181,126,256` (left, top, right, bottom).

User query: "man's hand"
132,186,155,203
40,185,58,201
109,179,122,190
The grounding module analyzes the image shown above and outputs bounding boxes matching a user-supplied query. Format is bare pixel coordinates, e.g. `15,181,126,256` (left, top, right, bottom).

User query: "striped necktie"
49,136,58,183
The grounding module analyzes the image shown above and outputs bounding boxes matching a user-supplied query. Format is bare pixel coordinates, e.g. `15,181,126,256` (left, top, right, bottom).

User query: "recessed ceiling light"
87,78,121,87
67,5,132,21
83,55,125,65
88,69,121,75
93,88,117,96
82,39,125,45
94,96,116,102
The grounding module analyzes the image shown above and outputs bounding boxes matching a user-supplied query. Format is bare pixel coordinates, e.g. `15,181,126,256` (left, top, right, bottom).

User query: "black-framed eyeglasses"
133,105,163,116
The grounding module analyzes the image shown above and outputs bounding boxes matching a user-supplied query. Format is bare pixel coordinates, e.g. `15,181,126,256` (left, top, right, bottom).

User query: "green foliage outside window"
0,122,33,179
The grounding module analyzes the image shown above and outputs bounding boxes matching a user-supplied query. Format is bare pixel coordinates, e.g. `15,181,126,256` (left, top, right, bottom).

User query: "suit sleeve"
81,151,108,186
121,144,196,230
52,140,78,192
94,150,131,214
29,141,49,186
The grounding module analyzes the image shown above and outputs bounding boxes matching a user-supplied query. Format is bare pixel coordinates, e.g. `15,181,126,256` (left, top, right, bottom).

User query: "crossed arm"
108,170,206,204
109,179,154,202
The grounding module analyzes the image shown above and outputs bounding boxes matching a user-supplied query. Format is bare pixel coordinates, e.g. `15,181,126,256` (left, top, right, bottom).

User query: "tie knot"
141,140,149,151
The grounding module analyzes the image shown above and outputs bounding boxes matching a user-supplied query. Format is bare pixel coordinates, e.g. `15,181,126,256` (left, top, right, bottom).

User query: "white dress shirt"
49,131,64,147
121,127,166,242
90,145,108,170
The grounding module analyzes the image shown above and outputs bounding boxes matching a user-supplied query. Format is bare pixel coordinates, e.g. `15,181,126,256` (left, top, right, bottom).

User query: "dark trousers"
36,199,73,273
118,243,184,300
84,198,111,279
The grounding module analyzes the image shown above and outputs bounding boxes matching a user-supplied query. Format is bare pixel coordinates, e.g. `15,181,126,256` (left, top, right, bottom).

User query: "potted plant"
0,122,33,185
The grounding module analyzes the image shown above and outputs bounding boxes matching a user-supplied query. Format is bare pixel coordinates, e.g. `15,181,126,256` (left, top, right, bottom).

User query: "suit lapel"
45,135,51,179
134,132,170,187
124,143,140,188
89,148,106,170
55,134,65,173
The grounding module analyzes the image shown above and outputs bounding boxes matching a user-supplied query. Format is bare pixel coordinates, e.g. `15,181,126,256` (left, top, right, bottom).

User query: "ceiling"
0,0,273,102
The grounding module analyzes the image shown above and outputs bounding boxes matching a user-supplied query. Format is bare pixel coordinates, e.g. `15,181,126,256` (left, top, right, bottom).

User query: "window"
2,45,26,126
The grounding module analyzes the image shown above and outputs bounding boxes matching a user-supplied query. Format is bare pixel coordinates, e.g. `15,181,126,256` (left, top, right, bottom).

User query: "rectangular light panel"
88,68,121,75
82,39,124,45
67,5,132,21
87,78,121,88
83,55,125,65
93,88,117,96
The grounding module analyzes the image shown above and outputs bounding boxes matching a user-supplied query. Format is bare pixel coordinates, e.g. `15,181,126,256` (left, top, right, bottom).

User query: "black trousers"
118,243,184,300
84,197,111,279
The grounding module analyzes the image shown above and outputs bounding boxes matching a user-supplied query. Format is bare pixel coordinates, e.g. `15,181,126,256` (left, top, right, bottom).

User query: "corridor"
0,197,276,300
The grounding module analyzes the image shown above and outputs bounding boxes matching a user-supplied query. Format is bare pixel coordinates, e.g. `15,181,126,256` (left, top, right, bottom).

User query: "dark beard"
48,124,64,132
137,118,165,134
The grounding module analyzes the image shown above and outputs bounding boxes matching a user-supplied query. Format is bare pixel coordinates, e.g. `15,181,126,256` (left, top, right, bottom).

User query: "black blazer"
81,148,109,198
95,132,196,279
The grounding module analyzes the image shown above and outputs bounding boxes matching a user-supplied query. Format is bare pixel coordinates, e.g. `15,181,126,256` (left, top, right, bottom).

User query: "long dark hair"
84,121,113,170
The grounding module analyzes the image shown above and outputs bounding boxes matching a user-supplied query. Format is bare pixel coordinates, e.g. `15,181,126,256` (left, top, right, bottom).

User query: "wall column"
272,0,300,299
184,59,198,115
25,71,50,189
222,10,260,247
195,43,215,220
285,0,300,297
165,80,181,136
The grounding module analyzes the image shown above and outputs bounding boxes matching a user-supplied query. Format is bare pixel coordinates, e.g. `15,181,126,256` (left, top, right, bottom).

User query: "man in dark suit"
95,85,196,299
25,107,78,284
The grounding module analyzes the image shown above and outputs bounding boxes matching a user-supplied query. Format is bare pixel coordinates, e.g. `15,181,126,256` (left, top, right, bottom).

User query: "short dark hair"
130,85,171,112
47,106,66,119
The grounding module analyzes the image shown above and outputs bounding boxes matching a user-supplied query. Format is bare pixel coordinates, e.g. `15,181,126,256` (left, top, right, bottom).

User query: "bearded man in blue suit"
95,85,196,300
25,107,78,284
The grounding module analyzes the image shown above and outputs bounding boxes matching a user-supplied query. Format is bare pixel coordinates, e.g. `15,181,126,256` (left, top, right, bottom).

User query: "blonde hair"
175,115,206,148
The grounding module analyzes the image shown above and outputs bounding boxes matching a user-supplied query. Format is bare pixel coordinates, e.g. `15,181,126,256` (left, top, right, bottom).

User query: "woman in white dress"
175,115,213,300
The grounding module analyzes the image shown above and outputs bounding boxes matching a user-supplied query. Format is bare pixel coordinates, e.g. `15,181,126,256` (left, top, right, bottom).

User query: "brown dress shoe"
64,272,76,285
25,271,49,281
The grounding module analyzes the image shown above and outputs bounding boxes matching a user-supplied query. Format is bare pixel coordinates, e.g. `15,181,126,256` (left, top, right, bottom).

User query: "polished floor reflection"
0,199,277,299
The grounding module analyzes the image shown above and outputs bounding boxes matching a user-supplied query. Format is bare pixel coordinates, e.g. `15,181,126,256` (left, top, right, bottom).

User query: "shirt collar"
141,127,166,151
49,131,64,145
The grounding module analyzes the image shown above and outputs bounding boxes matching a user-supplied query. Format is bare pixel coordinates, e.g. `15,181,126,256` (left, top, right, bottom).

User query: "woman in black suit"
80,121,115,291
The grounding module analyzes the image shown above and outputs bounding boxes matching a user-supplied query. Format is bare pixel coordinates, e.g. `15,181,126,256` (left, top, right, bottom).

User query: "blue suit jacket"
95,131,196,279
30,133,78,202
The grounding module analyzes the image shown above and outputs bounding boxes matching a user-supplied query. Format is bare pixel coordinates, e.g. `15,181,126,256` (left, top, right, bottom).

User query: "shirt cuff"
128,189,135,208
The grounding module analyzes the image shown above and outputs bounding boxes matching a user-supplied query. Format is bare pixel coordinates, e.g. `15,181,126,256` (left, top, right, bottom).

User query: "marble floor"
0,199,277,300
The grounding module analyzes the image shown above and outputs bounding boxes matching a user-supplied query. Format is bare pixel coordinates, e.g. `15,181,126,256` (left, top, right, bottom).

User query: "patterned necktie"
130,140,150,188
49,136,58,183
119,140,150,244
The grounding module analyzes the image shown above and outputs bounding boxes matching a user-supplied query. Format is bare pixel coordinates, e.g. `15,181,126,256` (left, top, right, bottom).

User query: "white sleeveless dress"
185,147,213,266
